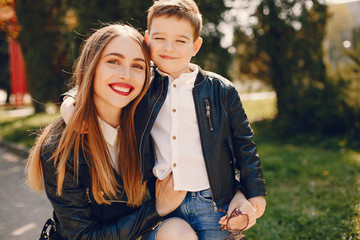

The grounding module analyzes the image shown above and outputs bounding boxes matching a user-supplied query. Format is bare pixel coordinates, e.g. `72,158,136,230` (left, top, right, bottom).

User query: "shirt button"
172,108,176,113
172,136,176,140
173,84,176,88
173,163,177,168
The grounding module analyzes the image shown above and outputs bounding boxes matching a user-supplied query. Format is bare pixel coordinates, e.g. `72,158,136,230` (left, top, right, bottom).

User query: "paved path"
0,143,52,240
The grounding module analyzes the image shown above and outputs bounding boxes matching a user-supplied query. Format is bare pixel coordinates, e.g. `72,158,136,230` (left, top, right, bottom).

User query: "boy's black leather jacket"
40,125,162,240
135,65,266,208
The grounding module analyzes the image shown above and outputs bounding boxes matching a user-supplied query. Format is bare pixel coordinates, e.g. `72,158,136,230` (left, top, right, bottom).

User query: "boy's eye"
177,40,186,43
154,37,165,40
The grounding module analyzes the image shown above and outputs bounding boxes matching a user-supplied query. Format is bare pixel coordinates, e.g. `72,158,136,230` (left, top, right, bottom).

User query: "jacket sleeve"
226,86,267,199
41,147,162,240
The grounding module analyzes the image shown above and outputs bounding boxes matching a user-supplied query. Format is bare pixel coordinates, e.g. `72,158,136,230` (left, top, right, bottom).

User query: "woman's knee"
156,218,198,240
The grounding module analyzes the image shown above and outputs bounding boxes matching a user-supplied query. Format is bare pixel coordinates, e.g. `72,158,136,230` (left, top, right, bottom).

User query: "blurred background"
0,0,359,239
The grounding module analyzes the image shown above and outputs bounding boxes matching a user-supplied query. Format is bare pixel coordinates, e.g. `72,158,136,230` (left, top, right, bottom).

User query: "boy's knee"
156,218,198,240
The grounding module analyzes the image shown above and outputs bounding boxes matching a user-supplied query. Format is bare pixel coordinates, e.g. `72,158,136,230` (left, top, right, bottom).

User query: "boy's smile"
145,15,202,79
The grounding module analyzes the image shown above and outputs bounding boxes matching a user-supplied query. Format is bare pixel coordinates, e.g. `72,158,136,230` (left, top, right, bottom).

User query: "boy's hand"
218,191,257,231
248,196,266,218
155,173,186,217
60,96,75,124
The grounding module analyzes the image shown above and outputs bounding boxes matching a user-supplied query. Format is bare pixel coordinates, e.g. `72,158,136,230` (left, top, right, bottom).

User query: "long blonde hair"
26,24,151,207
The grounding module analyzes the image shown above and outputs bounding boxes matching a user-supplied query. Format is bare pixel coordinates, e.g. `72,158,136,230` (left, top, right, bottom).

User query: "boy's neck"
157,64,194,80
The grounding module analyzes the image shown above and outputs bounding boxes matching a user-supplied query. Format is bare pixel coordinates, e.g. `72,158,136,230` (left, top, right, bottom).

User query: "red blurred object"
8,37,26,105
1,0,27,105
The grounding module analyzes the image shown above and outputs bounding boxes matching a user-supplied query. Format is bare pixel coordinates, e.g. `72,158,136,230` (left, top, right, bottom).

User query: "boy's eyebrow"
152,32,191,40
104,53,145,62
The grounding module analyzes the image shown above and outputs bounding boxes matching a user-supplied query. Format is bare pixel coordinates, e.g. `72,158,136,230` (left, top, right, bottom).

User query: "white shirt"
151,64,210,191
98,118,119,173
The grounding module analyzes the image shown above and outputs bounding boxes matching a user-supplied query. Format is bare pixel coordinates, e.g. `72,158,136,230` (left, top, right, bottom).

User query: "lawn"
0,98,359,239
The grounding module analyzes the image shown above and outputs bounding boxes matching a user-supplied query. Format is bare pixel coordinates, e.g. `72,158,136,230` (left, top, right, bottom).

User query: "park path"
0,141,52,240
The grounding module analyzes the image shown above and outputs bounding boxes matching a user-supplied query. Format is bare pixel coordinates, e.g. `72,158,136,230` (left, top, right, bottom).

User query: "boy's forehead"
149,15,195,35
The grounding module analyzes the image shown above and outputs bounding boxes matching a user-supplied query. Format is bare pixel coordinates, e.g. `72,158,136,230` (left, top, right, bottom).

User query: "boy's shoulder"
203,70,234,89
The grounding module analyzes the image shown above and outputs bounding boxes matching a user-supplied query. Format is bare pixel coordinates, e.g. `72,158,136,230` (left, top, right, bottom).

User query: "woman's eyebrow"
104,52,145,62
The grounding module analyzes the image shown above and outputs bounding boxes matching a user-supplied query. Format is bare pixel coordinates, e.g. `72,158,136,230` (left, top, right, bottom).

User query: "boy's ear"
144,30,149,45
192,37,203,57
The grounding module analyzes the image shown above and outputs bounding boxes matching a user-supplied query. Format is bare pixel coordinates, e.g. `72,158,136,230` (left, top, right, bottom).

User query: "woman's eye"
133,64,144,70
108,59,120,65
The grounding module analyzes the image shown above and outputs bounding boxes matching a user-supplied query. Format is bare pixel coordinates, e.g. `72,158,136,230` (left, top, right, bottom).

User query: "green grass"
246,141,360,239
0,99,359,239
242,98,278,121
0,108,60,147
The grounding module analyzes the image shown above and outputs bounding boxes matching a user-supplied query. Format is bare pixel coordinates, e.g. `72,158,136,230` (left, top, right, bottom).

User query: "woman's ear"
144,30,149,45
192,37,203,57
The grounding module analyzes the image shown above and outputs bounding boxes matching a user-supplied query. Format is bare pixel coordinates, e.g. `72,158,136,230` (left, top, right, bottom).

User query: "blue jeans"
142,189,229,240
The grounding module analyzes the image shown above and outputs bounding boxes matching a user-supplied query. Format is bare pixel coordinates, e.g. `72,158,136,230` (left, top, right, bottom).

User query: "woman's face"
93,36,146,122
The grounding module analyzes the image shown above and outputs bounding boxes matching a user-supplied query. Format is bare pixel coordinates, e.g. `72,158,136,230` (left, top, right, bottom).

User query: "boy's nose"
163,41,175,52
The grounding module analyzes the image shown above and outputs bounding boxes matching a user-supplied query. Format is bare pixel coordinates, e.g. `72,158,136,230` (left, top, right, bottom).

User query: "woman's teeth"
112,86,131,92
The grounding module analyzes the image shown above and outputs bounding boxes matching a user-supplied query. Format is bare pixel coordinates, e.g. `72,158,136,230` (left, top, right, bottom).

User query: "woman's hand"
218,191,258,231
155,173,186,217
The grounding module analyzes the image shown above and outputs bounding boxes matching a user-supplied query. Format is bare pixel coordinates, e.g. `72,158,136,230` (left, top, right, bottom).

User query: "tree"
0,37,10,102
68,0,232,78
15,0,232,112
16,0,72,112
234,0,350,135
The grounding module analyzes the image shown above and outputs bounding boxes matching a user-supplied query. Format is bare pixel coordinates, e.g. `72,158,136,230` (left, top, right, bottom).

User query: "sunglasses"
218,208,249,240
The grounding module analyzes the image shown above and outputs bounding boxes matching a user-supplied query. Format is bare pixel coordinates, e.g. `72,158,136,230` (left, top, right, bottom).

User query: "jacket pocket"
227,137,240,181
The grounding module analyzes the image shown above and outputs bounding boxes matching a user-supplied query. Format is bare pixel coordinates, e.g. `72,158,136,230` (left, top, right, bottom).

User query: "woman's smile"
109,82,135,96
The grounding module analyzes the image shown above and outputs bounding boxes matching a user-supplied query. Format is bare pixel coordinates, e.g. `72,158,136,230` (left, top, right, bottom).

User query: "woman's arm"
41,150,162,240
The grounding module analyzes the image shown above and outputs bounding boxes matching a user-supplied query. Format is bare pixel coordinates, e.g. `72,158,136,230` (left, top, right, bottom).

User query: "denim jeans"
142,188,229,240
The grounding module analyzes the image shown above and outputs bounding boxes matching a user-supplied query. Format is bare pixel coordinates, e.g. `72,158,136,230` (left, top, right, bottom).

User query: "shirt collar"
98,117,118,146
156,63,198,82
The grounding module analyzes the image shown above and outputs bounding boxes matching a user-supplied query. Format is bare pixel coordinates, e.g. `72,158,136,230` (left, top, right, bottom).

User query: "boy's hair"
147,0,203,40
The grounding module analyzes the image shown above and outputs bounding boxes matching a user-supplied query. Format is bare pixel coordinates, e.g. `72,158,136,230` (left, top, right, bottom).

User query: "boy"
61,0,266,239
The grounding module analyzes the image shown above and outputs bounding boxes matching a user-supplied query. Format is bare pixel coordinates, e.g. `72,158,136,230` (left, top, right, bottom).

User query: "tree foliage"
234,0,353,136
12,0,231,112
16,0,72,112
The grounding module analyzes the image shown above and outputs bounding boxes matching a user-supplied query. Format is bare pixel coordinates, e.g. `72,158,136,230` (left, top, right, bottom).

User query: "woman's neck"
98,111,121,129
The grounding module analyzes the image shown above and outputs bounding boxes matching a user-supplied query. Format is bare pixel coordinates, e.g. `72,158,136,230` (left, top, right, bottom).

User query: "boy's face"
145,15,202,79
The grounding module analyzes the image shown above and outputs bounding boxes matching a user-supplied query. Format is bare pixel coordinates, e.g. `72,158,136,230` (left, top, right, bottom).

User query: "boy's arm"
59,87,78,124
60,96,75,124
226,85,266,199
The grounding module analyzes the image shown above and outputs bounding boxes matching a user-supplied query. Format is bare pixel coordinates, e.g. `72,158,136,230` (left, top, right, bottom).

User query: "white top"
98,118,119,173
151,64,210,191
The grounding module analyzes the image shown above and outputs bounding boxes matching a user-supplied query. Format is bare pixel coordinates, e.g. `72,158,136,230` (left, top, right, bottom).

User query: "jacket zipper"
86,188,92,203
139,76,165,183
204,99,214,131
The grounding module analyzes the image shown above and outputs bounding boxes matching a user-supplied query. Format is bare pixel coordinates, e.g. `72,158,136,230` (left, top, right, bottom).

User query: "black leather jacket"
62,65,266,209
135,65,266,208
41,125,162,240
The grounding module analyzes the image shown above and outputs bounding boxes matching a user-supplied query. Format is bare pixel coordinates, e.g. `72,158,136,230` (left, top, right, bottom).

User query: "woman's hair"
26,24,151,207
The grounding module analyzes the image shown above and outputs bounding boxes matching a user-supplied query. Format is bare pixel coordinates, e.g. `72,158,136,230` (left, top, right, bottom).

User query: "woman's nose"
118,66,130,80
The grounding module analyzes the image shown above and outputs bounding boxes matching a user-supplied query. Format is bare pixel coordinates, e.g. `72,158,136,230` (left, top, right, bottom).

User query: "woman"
26,24,183,240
